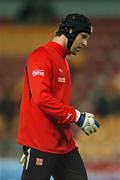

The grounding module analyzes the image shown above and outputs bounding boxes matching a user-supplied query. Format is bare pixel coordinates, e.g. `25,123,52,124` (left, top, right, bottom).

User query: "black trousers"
21,147,88,180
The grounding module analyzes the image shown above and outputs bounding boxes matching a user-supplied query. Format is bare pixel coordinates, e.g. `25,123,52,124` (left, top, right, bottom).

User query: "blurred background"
0,0,120,179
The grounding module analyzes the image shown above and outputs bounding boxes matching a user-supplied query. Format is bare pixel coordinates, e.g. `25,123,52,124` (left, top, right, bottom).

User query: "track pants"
21,147,88,180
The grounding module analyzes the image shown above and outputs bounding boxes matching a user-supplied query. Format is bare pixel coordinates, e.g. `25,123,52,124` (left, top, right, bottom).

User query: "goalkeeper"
17,13,100,180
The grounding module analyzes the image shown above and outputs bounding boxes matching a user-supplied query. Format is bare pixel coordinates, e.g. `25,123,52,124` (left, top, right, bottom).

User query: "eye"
82,34,87,39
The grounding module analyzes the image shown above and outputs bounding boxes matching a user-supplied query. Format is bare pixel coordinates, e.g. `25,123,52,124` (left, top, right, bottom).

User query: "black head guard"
56,13,92,50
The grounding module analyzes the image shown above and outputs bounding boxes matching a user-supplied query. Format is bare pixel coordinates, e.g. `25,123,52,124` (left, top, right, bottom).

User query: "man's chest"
52,58,70,87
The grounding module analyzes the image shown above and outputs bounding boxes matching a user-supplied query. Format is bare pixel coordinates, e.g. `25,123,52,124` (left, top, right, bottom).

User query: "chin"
71,52,77,55
70,50,77,55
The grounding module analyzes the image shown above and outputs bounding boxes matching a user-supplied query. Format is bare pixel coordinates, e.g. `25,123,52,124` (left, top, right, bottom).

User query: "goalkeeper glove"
75,110,100,136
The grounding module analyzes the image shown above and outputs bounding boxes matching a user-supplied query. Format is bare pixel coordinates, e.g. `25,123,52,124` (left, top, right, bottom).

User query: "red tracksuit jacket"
17,41,77,154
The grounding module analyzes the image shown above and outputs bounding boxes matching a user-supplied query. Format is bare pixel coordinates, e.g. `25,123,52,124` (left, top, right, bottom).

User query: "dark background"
0,0,120,179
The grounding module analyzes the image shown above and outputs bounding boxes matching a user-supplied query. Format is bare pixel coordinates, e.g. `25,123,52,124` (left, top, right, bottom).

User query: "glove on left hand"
75,111,100,136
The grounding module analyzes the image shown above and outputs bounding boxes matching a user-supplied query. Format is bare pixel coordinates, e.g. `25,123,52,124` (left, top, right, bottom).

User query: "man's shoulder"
30,44,47,57
27,43,52,66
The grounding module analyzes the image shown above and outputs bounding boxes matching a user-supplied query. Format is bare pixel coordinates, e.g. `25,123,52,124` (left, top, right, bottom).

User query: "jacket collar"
46,41,70,57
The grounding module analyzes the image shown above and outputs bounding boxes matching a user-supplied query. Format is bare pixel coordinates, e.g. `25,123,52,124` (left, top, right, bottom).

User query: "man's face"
70,32,90,55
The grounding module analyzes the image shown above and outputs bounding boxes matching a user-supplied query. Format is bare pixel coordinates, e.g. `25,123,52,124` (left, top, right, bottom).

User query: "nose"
82,39,87,47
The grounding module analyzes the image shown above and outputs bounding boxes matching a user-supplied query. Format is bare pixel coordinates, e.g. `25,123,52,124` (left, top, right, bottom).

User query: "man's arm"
27,49,76,124
27,49,100,135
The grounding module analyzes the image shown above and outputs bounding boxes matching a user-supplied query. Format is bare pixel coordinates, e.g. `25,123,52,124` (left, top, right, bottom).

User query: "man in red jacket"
17,13,99,180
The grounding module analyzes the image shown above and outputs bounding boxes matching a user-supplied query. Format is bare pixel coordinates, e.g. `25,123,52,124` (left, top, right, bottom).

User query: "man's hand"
75,110,100,136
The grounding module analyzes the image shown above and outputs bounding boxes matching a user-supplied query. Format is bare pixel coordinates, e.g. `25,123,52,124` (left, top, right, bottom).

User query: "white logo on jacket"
66,113,72,119
58,77,65,83
59,68,63,74
32,69,44,77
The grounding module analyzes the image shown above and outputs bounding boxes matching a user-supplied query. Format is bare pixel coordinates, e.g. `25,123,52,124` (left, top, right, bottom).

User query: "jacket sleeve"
27,49,76,124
